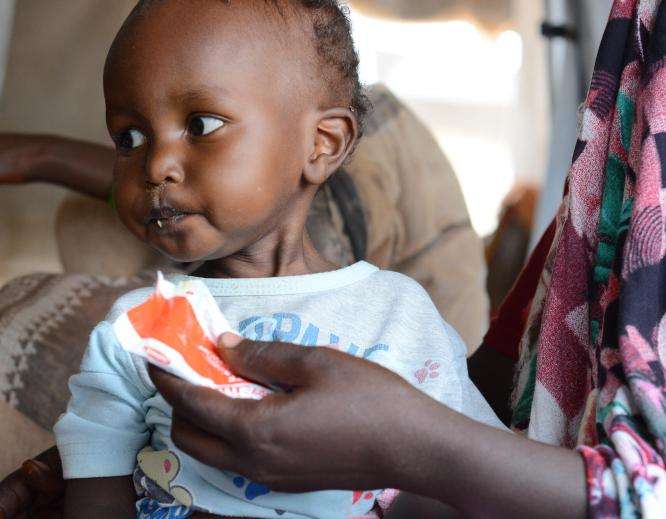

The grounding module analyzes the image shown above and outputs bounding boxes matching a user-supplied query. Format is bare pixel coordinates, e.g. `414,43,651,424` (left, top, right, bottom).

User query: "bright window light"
436,135,516,236
349,8,524,236
350,11,523,104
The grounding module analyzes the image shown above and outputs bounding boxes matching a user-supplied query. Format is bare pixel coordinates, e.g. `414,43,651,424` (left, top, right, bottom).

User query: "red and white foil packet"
113,273,271,399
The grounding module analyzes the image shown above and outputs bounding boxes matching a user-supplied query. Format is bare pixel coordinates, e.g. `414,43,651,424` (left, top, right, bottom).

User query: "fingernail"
22,460,49,490
23,460,64,494
220,332,243,348
22,460,43,479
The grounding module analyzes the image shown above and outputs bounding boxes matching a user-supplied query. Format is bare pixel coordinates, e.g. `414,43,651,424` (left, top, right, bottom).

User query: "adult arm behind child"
0,133,113,200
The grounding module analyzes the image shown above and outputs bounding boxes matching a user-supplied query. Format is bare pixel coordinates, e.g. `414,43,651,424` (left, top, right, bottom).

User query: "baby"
54,1,503,518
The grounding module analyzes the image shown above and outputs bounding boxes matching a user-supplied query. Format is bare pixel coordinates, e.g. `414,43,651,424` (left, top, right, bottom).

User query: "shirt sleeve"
54,320,152,479
373,274,506,431
440,321,507,430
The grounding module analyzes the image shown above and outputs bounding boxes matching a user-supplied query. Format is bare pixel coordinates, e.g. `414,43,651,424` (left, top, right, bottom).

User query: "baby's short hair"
132,0,371,137
287,0,371,136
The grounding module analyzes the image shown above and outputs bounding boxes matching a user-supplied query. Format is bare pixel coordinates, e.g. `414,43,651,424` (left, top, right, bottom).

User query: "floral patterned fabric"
484,1,666,517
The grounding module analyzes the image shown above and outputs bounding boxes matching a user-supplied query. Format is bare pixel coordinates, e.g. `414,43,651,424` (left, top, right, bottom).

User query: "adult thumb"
217,333,324,389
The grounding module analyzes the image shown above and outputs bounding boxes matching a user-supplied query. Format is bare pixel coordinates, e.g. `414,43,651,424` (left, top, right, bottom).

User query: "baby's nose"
145,140,185,185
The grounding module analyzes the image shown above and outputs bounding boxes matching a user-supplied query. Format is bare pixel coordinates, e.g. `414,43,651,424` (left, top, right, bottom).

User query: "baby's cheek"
115,191,148,240
198,139,300,224
211,185,288,230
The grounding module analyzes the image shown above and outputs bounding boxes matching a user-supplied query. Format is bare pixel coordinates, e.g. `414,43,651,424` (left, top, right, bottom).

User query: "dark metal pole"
530,0,583,248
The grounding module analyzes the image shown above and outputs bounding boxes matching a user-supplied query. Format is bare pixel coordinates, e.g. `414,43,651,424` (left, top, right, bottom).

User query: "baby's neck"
191,233,337,279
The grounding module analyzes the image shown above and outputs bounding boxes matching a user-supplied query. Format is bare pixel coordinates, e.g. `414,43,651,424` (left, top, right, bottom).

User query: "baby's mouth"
148,206,192,231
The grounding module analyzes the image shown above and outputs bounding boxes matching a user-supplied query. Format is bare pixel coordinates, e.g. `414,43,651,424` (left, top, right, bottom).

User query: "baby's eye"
116,128,146,151
188,116,225,137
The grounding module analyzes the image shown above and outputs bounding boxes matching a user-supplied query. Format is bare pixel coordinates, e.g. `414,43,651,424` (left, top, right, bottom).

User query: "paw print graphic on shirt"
352,491,375,505
232,476,271,500
414,360,440,384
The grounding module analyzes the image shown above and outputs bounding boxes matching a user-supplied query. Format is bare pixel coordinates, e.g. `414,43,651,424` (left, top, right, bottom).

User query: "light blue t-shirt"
54,262,503,518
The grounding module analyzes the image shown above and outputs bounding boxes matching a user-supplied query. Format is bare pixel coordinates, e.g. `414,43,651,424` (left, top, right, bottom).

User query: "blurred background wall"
0,2,13,94
350,1,548,238
0,0,611,286
0,1,136,284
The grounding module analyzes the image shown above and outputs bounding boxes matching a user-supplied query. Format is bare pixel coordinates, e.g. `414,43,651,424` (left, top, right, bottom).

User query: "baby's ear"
303,107,358,186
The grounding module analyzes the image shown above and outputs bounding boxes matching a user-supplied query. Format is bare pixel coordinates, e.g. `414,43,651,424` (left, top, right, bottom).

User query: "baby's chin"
151,235,240,266
137,216,227,263
152,241,216,264
141,231,207,264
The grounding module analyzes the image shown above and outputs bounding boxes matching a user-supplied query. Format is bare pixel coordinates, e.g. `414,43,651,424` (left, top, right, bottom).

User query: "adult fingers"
38,446,63,475
217,334,335,389
149,365,255,439
21,460,65,495
0,470,30,519
170,413,240,472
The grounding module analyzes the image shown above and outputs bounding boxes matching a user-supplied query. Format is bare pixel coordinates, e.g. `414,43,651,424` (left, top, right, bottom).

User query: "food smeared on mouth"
148,205,192,231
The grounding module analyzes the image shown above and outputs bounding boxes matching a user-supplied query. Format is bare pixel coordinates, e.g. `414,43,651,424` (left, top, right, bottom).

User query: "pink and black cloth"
484,0,666,516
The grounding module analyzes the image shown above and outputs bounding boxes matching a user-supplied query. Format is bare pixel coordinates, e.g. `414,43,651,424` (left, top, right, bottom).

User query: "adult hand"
151,335,589,519
0,446,65,519
149,334,437,493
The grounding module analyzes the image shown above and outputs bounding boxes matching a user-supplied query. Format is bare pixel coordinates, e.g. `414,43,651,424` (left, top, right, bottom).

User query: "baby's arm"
54,318,152,516
64,477,135,519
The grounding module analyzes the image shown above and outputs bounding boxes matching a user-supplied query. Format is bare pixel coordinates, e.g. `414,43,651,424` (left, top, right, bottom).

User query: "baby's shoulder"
104,286,154,323
366,269,465,342
364,269,433,302
86,286,155,392
364,270,468,368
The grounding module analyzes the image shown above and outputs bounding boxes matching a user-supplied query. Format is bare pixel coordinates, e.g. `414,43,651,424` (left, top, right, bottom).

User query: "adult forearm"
394,399,587,518
26,135,114,199
151,342,588,517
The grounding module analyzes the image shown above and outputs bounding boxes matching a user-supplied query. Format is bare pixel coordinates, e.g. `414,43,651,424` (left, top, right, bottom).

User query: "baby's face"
104,1,317,263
